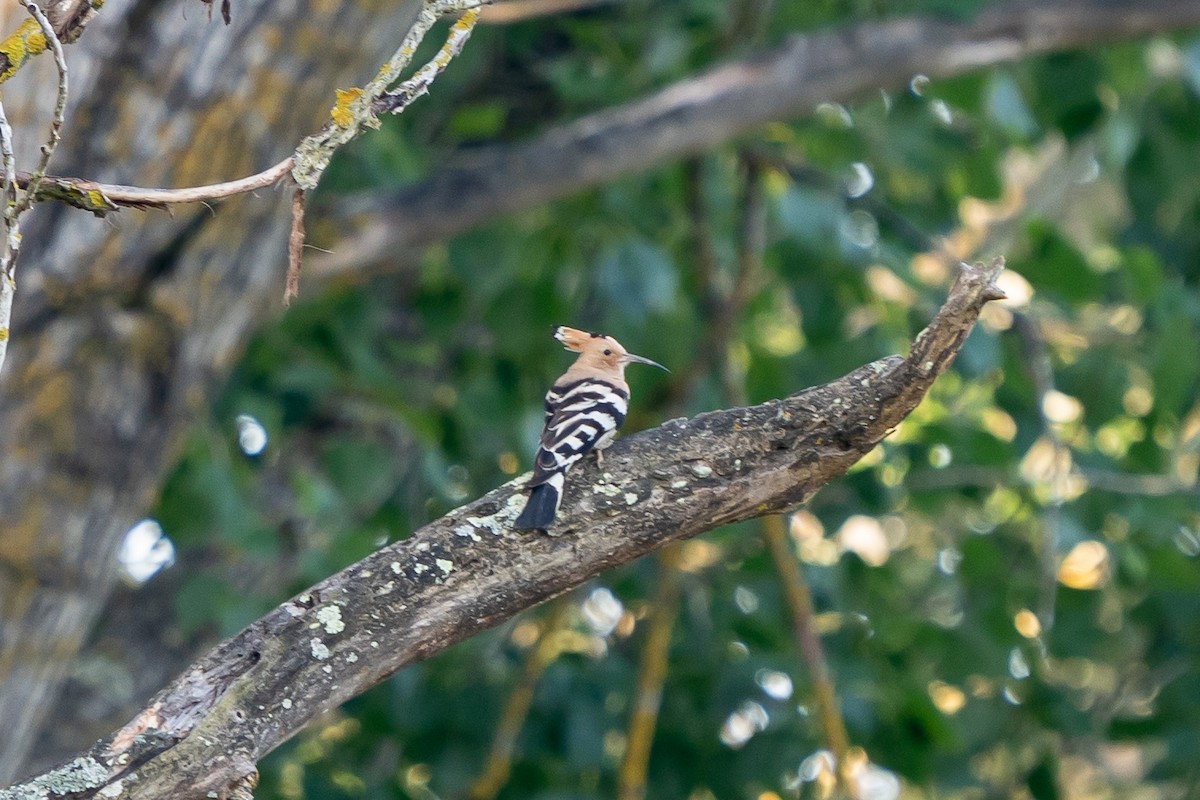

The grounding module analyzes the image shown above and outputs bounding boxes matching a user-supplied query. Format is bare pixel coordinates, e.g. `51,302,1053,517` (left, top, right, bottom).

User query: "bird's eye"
603,349,612,356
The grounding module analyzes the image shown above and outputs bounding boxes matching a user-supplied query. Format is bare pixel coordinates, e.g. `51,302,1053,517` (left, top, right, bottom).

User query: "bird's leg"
593,429,617,468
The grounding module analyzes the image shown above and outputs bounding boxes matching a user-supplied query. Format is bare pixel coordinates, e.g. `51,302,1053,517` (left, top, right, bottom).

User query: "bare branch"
374,6,481,116
13,0,68,216
0,259,1004,800
292,0,485,190
4,2,482,215
0,99,15,374
15,157,295,212
0,0,71,377
284,188,306,305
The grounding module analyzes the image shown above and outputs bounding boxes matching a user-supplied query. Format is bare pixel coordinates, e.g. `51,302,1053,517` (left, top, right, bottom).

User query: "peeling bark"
0,260,1005,800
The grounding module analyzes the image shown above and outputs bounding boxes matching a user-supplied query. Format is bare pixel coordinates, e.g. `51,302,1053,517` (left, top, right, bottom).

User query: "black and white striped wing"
530,378,629,486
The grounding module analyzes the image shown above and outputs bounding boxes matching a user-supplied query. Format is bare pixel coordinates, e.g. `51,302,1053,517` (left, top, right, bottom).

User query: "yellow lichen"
330,87,363,128
0,18,49,84
0,327,8,342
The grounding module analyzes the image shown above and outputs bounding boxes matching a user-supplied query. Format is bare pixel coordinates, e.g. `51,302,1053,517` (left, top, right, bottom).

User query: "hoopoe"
514,325,668,531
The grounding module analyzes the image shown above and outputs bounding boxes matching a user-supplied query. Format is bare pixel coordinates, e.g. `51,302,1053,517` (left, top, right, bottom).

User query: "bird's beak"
623,352,669,372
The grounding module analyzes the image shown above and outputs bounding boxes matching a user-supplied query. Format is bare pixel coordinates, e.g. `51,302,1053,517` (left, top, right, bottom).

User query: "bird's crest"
554,325,608,353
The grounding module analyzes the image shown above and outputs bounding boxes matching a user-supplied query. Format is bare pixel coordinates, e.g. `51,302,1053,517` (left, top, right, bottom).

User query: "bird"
514,325,668,532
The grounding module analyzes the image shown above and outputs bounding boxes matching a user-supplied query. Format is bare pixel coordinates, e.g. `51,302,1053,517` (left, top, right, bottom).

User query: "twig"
467,597,573,800
15,157,294,210
374,7,481,117
200,0,234,25
292,0,485,190
0,100,16,377
0,102,14,209
14,0,68,216
284,188,306,305
0,0,481,320
0,0,71,378
616,546,683,800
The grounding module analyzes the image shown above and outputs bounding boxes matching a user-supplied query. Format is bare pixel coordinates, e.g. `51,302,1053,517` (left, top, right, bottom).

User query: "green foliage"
148,3,1200,799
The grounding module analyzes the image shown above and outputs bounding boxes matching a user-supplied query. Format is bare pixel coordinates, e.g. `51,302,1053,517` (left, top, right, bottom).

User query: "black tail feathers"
515,482,560,530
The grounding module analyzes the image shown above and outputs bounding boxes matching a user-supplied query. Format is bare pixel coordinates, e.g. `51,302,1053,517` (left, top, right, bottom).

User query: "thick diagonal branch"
0,258,1004,800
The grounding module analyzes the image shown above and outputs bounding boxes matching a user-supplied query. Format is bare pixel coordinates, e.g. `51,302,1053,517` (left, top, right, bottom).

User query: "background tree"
1,1,1199,799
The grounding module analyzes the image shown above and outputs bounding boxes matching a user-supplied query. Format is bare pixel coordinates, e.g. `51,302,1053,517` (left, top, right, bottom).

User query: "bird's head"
554,325,668,376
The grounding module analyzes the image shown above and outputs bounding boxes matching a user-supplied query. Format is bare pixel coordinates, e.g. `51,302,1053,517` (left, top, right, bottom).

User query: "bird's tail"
514,477,563,531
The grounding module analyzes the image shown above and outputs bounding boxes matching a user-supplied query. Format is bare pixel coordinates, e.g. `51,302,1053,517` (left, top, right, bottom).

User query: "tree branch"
310,0,1200,277
0,0,69,377
0,258,1005,800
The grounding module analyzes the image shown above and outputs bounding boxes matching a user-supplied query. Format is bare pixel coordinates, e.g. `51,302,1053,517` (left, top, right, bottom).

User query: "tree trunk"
0,0,423,783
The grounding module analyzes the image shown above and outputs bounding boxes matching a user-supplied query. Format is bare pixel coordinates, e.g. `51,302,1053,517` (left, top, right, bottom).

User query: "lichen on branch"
0,259,1006,800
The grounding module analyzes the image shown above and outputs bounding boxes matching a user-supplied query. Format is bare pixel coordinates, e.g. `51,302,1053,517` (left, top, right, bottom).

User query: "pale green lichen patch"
316,605,344,635
462,493,527,536
465,515,500,535
0,756,110,800
435,558,453,576
691,463,713,478
310,639,330,660
623,492,638,505
281,698,292,710
454,524,481,541
97,781,123,798
390,561,402,575
592,482,622,497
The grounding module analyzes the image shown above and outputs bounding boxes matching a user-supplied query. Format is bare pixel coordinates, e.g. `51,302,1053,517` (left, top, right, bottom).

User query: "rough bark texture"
1,0,1197,788
0,0,423,784
0,260,1005,800
313,0,1200,276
